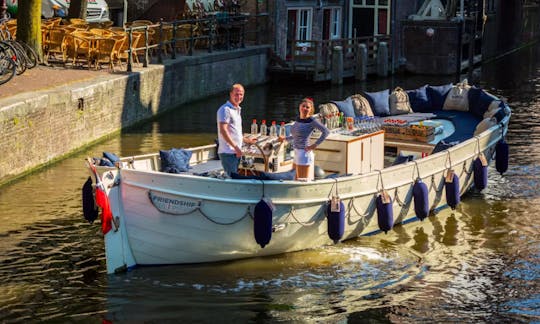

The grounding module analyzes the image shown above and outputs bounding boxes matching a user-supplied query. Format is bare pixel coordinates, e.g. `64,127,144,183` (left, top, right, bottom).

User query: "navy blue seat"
431,111,482,153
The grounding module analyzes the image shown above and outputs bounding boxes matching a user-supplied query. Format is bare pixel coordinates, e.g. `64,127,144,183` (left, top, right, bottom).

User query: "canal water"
1,44,539,322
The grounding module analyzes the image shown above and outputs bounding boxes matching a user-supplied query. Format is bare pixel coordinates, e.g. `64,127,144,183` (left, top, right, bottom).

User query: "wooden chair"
61,25,81,34
110,27,125,34
69,18,86,25
94,37,118,71
130,32,145,65
101,20,114,28
160,25,174,54
114,32,142,66
90,28,114,37
45,17,62,27
110,34,127,68
66,31,95,67
132,20,153,26
44,28,67,63
71,23,90,30
175,24,198,53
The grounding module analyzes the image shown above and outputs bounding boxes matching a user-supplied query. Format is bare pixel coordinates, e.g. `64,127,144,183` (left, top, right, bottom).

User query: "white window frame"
328,6,342,39
290,7,313,41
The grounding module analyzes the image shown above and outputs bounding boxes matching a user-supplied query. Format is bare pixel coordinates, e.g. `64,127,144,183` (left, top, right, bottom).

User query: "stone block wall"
0,46,269,185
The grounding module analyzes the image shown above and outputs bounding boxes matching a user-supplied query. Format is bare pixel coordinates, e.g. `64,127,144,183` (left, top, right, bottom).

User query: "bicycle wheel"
17,41,39,69
0,55,16,85
1,40,26,75
9,41,30,74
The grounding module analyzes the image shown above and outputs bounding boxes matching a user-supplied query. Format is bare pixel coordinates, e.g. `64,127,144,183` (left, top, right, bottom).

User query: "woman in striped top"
280,97,330,180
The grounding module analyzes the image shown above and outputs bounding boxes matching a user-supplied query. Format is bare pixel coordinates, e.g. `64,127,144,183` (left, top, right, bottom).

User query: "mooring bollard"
356,43,368,81
332,45,344,85
377,42,389,77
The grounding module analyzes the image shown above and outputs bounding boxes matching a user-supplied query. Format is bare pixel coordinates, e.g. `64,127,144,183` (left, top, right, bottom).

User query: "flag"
95,180,113,235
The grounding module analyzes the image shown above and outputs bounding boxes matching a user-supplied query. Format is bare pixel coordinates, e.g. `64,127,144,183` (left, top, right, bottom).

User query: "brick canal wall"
0,46,270,185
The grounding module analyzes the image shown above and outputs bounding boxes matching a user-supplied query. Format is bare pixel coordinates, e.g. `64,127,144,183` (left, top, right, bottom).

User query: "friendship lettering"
151,195,198,208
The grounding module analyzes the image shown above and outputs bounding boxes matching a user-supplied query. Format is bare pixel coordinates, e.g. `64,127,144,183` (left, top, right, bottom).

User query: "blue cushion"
432,140,460,154
230,172,262,180
493,107,506,122
406,85,431,112
259,169,296,180
331,97,355,117
468,87,496,119
159,148,193,173
98,158,114,167
103,151,120,163
364,89,390,116
433,111,482,146
427,83,453,110
392,153,414,166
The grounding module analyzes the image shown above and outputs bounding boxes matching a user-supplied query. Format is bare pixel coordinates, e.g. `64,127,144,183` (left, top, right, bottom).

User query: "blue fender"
254,199,273,248
473,157,488,191
376,193,393,233
445,173,460,210
326,200,345,243
496,140,509,175
413,180,429,221
82,176,98,224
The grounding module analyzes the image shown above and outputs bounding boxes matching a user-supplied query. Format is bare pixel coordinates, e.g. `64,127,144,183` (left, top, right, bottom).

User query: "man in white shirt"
216,84,256,176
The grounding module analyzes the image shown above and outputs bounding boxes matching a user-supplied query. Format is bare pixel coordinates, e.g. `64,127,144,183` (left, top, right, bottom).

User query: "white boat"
83,85,511,274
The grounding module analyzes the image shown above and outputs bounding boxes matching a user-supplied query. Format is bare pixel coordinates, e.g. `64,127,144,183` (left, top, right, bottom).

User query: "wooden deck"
268,36,391,82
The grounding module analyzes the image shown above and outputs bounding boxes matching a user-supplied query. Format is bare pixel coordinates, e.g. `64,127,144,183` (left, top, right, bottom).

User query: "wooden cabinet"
314,130,384,175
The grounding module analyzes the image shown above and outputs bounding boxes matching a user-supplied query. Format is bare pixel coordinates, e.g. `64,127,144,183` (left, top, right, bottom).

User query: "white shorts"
294,149,314,166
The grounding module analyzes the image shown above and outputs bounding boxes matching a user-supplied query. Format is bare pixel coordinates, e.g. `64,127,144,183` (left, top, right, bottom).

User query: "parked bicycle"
0,18,39,78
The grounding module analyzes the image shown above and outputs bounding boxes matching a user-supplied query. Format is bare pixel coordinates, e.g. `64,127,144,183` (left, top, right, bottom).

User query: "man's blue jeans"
219,153,240,176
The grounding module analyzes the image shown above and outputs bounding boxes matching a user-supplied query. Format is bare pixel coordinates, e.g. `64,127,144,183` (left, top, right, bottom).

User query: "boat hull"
97,116,508,274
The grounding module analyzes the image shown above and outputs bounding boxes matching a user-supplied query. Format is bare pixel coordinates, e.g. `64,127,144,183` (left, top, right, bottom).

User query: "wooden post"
376,41,388,77
355,43,367,81
331,45,343,85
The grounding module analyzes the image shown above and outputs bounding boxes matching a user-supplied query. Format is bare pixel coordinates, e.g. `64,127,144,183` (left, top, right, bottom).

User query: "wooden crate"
383,125,435,142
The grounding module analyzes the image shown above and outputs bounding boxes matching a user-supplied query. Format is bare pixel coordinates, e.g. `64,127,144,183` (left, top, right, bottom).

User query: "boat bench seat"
432,110,482,153
188,159,223,176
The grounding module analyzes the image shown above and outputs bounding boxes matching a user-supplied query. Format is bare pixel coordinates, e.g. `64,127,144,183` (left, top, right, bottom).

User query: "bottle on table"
251,119,258,135
279,121,286,138
269,121,277,137
260,119,267,136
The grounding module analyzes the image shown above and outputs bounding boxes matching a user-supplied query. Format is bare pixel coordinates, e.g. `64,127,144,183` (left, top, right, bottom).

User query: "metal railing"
124,13,270,72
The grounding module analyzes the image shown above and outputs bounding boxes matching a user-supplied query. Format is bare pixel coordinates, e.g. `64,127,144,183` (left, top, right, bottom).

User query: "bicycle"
0,44,16,85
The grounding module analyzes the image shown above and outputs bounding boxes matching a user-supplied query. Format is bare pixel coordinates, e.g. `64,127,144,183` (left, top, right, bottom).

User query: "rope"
475,136,481,156
148,190,252,225
393,187,407,207
283,206,323,226
347,195,377,221
445,150,453,170
412,160,422,182
462,160,473,176
198,205,253,225
429,174,444,193
376,169,385,192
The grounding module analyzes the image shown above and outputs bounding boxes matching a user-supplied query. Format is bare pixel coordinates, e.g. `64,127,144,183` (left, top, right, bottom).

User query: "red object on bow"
87,158,113,235
95,181,113,235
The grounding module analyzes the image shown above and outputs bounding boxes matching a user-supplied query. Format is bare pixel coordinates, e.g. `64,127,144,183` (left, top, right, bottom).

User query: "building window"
298,9,312,40
323,7,342,40
286,8,313,59
350,0,390,37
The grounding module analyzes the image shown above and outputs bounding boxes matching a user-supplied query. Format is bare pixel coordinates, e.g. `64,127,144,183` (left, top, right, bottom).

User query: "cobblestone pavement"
0,65,115,100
